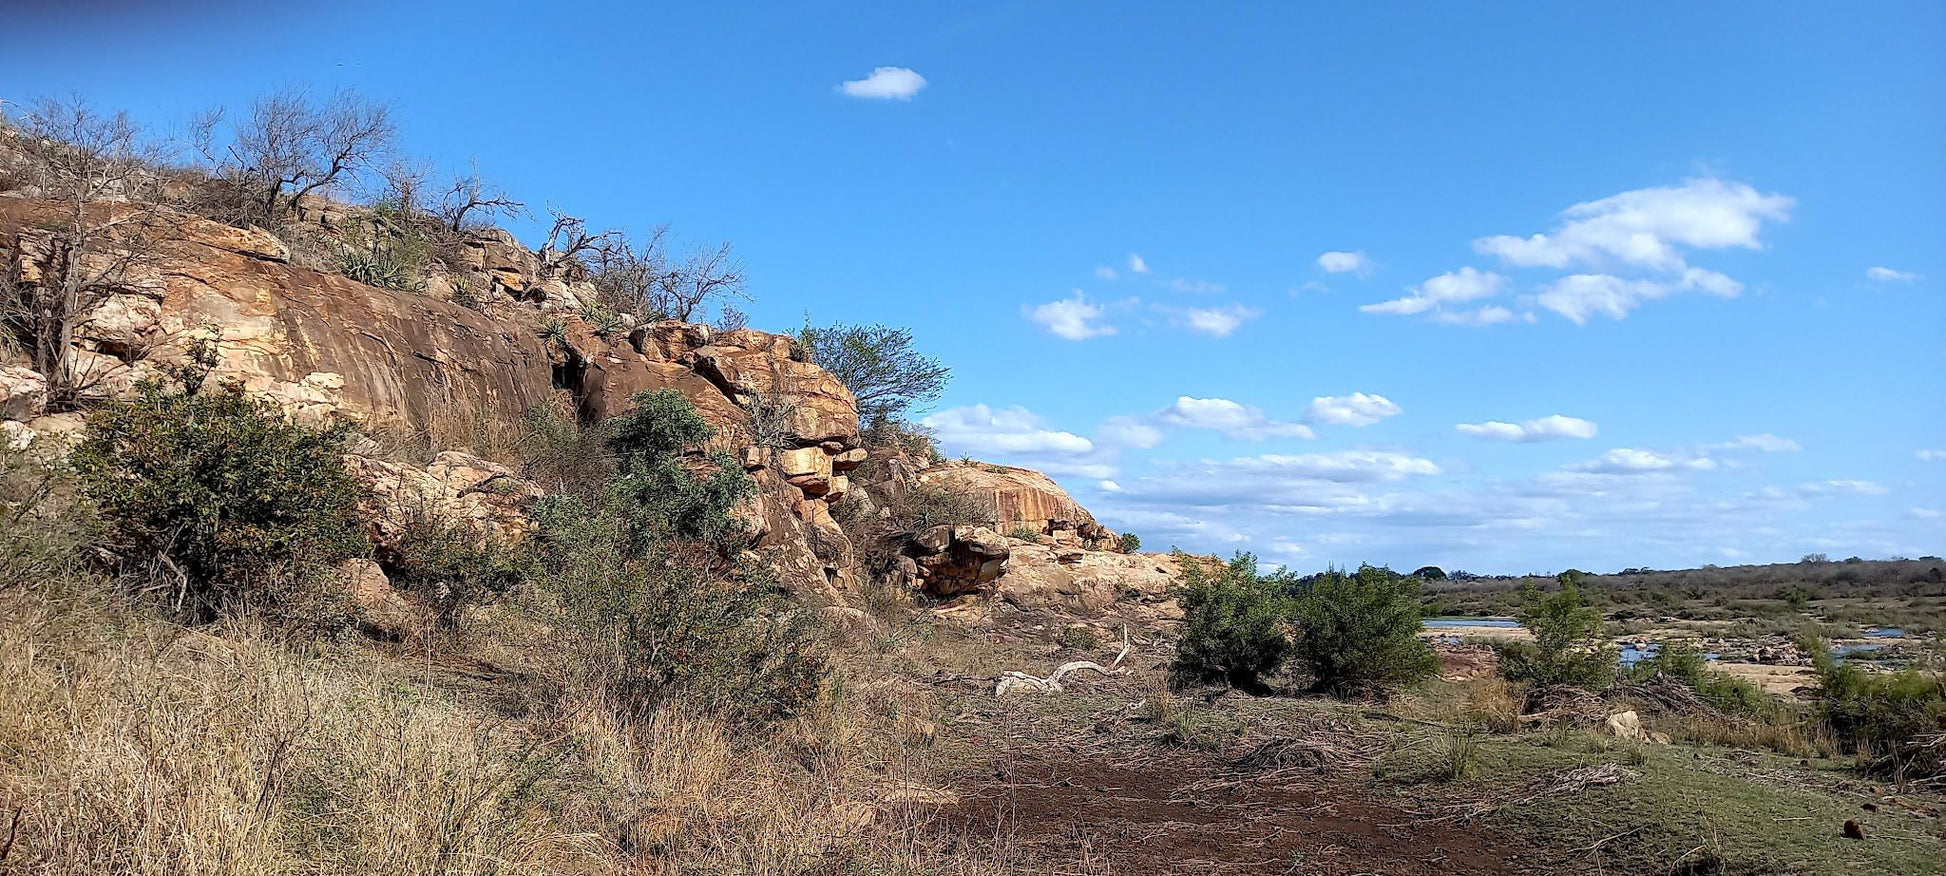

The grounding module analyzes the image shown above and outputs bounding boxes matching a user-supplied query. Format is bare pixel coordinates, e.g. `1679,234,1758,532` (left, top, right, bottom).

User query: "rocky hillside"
0,194,1177,618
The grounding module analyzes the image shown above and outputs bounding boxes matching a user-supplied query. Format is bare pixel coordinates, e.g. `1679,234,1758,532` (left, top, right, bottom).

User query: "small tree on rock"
796,321,951,427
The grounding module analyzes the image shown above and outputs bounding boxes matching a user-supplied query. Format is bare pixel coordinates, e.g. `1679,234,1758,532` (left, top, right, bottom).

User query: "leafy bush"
387,507,527,627
605,388,756,552
533,389,823,726
70,372,368,620
1496,575,1616,690
1007,523,1043,542
1804,636,1946,779
796,322,950,427
1169,553,1289,690
1118,532,1142,553
1285,565,1439,697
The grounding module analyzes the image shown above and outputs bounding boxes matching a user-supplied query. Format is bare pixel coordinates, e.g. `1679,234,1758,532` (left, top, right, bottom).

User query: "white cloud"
1169,278,1226,294
923,404,1094,456
1096,416,1166,449
1303,392,1403,427
1790,480,1889,496
1570,448,1718,474
1707,434,1802,453
1536,268,1743,323
1230,451,1441,482
1866,266,1920,283
1432,305,1527,326
837,66,927,100
1317,250,1373,276
1127,253,1150,274
1027,291,1117,340
1456,415,1598,442
1154,396,1315,440
1179,304,1259,338
1473,177,1793,271
1361,267,1508,319
1094,265,1118,280
1916,450,1946,462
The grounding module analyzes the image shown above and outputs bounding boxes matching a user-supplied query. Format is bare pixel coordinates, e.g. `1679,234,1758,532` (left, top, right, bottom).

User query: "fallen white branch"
995,626,1131,696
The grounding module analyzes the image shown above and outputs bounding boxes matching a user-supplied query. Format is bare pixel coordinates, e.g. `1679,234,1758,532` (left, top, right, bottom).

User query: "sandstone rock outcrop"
916,461,1122,550
0,197,863,594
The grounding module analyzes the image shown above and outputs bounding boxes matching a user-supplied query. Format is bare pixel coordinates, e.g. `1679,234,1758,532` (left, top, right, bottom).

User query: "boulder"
917,462,1121,550
345,451,542,560
1602,710,1669,745
995,542,1184,623
0,366,48,421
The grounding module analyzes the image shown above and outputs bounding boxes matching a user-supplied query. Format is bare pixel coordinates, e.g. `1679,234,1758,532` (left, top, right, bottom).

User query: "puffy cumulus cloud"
1866,266,1920,283
1317,250,1373,276
1127,253,1150,274
1456,415,1598,442
1027,291,1117,340
1153,396,1315,440
923,404,1094,456
1706,434,1802,453
1360,267,1509,320
1536,268,1743,323
1303,392,1402,427
1096,416,1167,449
1178,304,1260,337
1569,447,1718,474
1918,450,1946,462
837,66,927,100
1472,177,1793,272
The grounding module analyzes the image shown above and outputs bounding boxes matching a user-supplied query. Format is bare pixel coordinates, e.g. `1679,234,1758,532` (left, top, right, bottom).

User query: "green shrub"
386,507,527,627
1118,532,1142,553
1169,552,1288,690
70,372,368,620
605,388,756,552
1804,635,1946,779
1007,523,1042,542
1496,575,1616,690
1285,565,1439,697
533,388,823,727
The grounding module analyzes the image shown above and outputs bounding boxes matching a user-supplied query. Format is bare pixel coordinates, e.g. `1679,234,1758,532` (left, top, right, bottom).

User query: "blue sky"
7,1,1941,573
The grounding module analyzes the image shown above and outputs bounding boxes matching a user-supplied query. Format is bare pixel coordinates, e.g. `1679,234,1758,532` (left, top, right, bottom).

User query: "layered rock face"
916,461,1122,551
0,197,862,594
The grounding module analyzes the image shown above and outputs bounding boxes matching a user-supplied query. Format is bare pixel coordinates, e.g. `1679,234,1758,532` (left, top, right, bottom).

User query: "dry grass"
0,579,1012,875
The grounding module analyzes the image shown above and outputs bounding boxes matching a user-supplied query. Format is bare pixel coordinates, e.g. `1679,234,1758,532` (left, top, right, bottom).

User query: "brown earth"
935,749,1527,875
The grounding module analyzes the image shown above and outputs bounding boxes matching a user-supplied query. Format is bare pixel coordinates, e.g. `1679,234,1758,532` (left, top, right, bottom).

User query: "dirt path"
935,748,1527,874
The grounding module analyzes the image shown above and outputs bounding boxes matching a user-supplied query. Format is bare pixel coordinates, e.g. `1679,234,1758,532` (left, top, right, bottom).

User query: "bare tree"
536,208,621,277
376,155,438,220
654,242,746,323
3,97,170,407
437,166,525,233
195,89,394,225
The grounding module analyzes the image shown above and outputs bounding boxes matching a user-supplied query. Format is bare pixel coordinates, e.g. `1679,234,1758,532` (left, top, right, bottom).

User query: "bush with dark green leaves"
1495,574,1616,690
1285,565,1439,697
1118,532,1142,553
533,388,824,726
70,374,368,620
1169,552,1289,690
1804,636,1946,779
796,321,950,427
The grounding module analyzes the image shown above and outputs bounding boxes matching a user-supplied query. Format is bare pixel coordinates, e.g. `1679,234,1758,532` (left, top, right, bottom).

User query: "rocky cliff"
0,193,1179,621
0,196,862,594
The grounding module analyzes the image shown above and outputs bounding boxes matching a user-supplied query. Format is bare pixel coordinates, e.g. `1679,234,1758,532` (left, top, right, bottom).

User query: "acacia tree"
3,97,170,408
194,88,394,226
437,167,525,233
795,322,950,426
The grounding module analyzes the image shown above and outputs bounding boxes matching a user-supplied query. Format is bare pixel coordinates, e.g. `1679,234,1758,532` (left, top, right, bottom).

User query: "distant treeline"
1417,557,1946,616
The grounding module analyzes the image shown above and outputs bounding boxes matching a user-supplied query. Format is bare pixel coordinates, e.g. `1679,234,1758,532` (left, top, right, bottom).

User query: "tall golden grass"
0,580,1019,875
